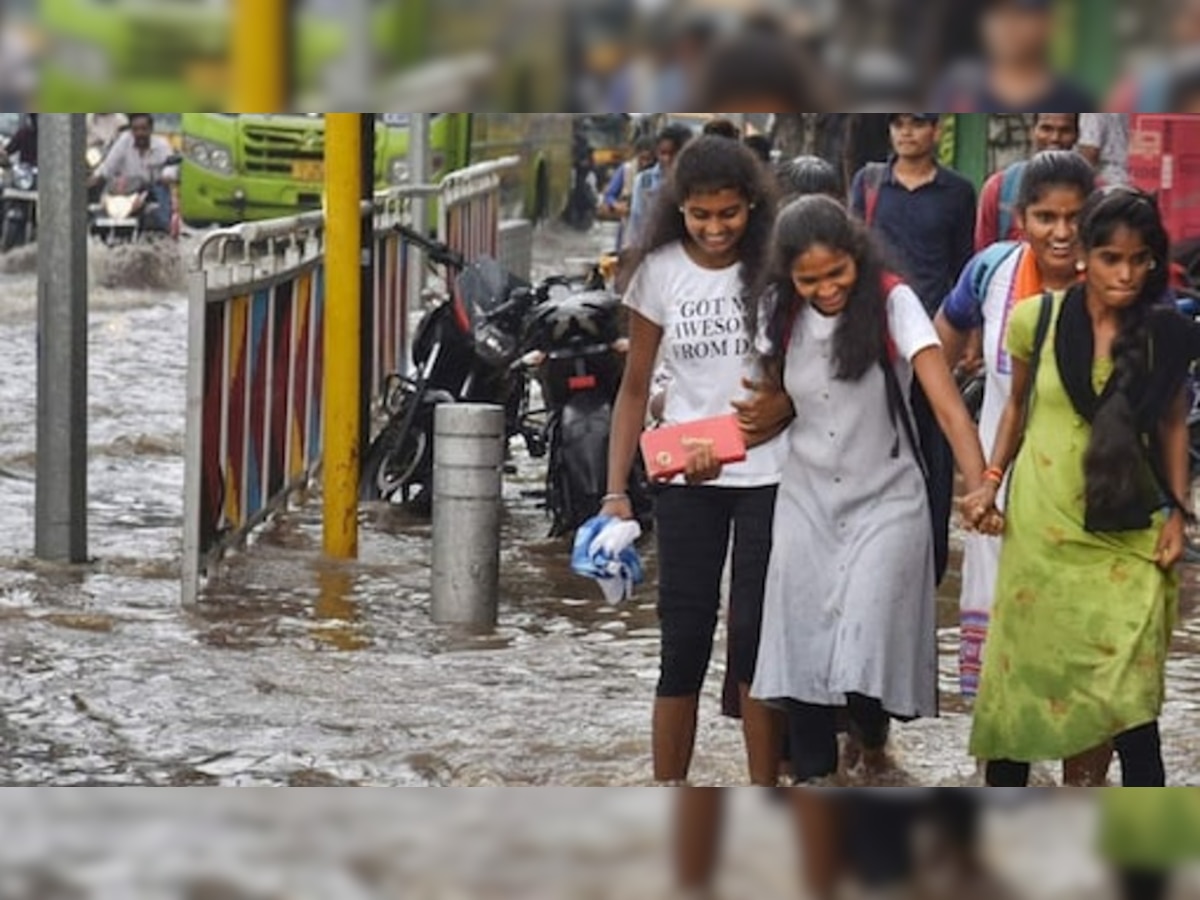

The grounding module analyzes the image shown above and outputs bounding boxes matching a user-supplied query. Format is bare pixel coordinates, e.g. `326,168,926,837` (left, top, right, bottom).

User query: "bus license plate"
292,161,324,181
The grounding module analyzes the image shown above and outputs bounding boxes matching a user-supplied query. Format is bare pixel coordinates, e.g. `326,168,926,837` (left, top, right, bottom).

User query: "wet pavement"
2,224,1200,790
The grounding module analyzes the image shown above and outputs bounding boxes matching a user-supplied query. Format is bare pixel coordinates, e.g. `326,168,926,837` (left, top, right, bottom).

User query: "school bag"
781,273,950,576
995,162,1026,245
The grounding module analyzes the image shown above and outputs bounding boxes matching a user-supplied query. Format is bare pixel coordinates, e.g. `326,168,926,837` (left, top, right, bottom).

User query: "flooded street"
2,223,1200,792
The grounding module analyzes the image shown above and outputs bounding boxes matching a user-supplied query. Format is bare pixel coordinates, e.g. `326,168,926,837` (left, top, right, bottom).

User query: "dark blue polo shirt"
850,161,977,316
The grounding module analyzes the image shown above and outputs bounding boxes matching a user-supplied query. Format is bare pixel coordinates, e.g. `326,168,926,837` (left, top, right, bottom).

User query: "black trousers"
653,484,777,697
783,694,890,782
986,721,1165,787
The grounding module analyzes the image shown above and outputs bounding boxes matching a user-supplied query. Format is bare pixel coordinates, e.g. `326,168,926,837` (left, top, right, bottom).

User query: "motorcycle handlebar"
393,224,465,271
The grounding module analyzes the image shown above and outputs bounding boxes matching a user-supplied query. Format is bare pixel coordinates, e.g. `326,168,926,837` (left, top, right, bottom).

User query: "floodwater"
2,223,1200,795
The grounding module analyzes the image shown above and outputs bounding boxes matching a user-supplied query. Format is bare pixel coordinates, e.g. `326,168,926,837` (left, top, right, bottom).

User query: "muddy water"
1,226,1199,790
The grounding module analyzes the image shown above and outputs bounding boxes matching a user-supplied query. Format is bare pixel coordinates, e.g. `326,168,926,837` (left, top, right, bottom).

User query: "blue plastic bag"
570,515,644,605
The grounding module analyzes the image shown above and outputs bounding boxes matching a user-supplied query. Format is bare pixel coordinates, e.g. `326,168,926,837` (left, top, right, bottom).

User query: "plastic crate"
1129,115,1200,242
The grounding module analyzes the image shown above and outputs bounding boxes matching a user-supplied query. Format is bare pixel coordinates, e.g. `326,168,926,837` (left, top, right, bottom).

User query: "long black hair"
1078,186,1174,520
1015,149,1096,213
757,194,887,381
633,135,777,287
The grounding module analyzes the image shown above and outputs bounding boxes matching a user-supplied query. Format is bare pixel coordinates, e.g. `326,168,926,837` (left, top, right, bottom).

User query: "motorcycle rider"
0,112,37,167
88,113,180,238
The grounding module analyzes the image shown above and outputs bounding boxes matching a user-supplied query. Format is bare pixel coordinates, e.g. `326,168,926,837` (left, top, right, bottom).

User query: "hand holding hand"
959,482,1000,533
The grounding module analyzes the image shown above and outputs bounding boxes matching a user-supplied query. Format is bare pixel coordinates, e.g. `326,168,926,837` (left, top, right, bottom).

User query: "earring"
1075,260,1087,273
1149,259,1159,271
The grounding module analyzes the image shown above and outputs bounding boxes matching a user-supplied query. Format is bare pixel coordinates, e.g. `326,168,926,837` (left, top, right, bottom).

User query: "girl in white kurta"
750,196,993,782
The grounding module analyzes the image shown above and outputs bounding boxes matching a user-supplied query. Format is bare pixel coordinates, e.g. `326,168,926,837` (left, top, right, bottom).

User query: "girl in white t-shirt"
602,136,793,789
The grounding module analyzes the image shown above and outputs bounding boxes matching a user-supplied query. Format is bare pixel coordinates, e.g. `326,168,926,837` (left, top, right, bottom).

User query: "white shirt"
97,130,176,187
625,241,786,488
1079,113,1130,187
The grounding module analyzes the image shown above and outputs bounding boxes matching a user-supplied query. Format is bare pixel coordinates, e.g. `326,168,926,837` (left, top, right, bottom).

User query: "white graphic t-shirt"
624,241,785,488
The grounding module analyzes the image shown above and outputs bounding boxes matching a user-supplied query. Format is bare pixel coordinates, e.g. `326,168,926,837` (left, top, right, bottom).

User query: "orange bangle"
983,467,1004,485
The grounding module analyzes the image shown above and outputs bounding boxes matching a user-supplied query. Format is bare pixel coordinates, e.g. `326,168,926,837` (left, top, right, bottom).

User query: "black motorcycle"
518,280,652,537
358,226,546,508
1,161,37,251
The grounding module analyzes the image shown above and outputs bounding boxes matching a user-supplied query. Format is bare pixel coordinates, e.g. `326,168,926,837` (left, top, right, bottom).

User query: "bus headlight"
388,158,410,184
184,136,234,176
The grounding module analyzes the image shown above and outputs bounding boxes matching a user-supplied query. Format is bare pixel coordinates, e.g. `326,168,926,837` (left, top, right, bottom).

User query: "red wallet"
640,414,747,481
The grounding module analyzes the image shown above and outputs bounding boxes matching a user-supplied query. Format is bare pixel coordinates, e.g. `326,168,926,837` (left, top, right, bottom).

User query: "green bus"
179,113,574,226
38,0,421,112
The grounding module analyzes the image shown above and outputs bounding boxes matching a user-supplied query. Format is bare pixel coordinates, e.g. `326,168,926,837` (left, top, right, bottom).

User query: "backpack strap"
1004,291,1054,507
1023,290,1054,420
878,275,926,473
970,241,1023,303
996,162,1026,244
880,343,927,477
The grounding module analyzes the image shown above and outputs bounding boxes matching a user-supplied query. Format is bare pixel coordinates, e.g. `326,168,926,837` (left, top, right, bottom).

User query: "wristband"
983,467,1005,485
602,493,630,504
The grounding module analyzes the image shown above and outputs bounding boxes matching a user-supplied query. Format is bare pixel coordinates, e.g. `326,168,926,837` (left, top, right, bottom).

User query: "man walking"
850,113,976,586
975,113,1079,251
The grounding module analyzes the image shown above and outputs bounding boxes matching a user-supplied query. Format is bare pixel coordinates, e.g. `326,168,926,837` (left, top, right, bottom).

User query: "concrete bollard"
431,403,506,628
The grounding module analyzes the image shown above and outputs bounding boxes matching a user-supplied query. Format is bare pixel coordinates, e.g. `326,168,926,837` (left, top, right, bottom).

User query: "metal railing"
182,165,512,603
438,156,519,293
176,186,422,602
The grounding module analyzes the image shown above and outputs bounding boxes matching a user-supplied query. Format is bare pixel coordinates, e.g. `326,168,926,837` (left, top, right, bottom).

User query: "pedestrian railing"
438,157,518,293
182,158,517,603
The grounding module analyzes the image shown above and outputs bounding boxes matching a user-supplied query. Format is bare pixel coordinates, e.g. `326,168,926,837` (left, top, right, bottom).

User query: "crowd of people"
597,112,1200,898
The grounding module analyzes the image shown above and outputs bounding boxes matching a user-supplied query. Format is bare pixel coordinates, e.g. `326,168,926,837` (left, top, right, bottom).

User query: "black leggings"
784,694,890,782
986,721,1165,787
653,484,777,698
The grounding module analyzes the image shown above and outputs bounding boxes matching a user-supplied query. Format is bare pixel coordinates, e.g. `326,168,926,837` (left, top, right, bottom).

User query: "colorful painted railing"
182,159,517,603
438,157,519,293
181,191,417,603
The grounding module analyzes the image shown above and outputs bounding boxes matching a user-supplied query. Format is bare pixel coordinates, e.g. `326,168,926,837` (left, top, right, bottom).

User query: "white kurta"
751,285,940,719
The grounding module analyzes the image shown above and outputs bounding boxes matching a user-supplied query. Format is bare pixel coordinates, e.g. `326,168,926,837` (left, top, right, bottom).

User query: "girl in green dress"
962,186,1196,786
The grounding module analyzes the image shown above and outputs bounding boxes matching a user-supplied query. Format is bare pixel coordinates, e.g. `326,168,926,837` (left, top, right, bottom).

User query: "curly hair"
1078,186,1173,522
631,135,777,290
756,194,888,381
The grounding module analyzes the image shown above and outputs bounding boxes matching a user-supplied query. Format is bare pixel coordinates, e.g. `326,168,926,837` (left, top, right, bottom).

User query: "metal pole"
232,0,289,110
323,114,362,559
181,269,209,604
359,114,375,456
35,114,88,563
405,114,431,374
431,404,504,628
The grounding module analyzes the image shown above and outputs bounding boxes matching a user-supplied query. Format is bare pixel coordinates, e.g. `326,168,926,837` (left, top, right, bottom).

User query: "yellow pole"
323,114,362,559
232,0,288,111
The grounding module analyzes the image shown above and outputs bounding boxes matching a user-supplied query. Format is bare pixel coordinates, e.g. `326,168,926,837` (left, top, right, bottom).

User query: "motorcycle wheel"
1,216,24,252
358,406,429,502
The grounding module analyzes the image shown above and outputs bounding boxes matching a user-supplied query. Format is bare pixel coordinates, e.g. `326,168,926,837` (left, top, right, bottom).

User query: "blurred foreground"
2,790,1199,900
11,0,1200,111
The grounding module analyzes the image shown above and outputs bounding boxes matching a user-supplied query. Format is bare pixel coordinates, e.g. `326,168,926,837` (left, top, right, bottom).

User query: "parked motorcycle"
517,277,651,537
358,225,546,508
0,160,37,251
